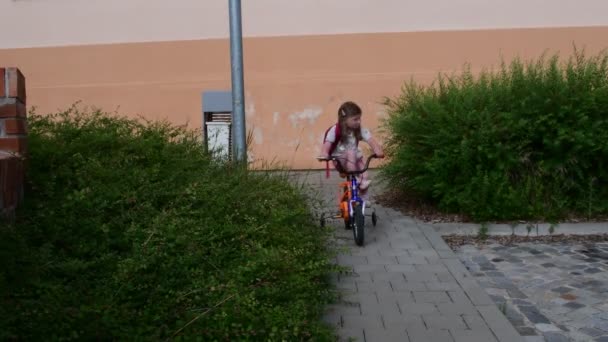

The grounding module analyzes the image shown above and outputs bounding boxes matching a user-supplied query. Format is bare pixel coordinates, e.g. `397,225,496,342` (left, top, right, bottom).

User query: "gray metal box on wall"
202,90,233,160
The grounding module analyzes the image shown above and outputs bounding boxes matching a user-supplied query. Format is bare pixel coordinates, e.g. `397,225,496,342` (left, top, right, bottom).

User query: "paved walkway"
297,170,524,342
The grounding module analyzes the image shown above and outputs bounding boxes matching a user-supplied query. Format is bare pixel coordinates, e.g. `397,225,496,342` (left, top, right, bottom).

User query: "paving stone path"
453,241,608,342
297,171,523,342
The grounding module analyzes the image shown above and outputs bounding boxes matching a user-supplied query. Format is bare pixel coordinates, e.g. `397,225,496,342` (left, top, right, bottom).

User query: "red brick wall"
0,67,27,218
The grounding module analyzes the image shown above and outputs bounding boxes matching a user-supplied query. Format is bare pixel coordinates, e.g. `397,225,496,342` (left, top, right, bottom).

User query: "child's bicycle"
316,154,379,246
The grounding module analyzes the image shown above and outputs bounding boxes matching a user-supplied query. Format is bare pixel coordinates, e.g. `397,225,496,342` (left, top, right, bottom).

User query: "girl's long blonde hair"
338,101,363,143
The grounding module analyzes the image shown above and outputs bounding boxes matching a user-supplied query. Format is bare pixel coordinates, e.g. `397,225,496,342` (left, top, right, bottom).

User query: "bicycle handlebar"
316,154,379,175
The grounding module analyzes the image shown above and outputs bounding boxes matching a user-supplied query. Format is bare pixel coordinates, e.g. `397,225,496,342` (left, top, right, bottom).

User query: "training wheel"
372,211,377,226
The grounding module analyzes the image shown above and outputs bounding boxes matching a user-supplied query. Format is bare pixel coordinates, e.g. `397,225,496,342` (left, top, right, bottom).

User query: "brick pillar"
0,67,27,218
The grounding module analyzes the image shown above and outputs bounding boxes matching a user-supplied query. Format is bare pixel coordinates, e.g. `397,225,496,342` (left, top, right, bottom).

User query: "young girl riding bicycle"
318,101,384,197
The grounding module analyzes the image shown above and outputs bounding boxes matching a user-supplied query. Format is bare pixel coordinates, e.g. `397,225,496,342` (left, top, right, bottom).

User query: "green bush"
381,48,608,221
0,106,338,341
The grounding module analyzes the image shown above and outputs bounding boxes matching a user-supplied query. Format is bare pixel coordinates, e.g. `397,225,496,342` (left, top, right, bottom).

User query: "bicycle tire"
352,204,365,246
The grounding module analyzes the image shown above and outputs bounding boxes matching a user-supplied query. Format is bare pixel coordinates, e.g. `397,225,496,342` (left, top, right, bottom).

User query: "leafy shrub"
0,106,338,340
381,48,608,221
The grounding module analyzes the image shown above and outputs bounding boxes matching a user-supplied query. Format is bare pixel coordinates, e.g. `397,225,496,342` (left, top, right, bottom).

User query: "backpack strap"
323,123,341,178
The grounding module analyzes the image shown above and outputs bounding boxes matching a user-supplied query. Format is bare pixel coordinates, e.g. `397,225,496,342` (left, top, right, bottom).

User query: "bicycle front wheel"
352,204,365,246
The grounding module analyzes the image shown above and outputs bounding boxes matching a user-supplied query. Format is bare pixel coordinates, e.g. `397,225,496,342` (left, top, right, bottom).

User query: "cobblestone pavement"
453,241,608,342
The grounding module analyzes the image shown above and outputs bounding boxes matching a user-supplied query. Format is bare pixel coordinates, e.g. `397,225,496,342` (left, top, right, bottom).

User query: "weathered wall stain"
288,107,322,128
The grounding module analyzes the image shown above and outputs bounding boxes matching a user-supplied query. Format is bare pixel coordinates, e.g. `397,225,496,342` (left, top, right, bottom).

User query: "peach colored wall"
1,27,607,169
2,0,608,48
